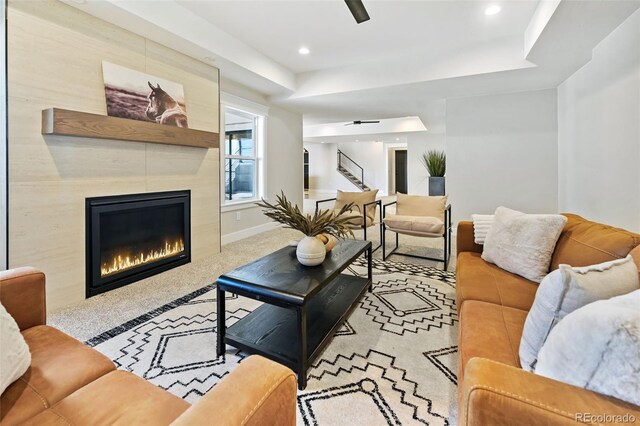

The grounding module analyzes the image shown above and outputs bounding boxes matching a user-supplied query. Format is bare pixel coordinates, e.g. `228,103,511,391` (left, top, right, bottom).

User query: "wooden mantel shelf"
42,108,219,149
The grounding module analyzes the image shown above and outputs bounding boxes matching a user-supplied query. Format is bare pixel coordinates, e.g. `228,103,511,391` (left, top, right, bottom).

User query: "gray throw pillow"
519,255,639,372
535,290,640,406
481,207,567,283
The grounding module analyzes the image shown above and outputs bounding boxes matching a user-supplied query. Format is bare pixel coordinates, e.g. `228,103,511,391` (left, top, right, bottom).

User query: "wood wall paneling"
7,0,221,310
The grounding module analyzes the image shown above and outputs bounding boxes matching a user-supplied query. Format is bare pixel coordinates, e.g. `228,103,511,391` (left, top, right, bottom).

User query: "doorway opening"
394,150,408,194
303,148,309,196
386,147,408,195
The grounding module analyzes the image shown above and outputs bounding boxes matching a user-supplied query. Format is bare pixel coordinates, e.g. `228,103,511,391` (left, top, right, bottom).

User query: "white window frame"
220,93,268,212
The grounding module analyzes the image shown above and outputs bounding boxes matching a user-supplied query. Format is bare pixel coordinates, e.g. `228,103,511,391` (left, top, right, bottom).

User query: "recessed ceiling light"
396,138,400,141
298,47,310,55
485,5,501,15
355,139,359,142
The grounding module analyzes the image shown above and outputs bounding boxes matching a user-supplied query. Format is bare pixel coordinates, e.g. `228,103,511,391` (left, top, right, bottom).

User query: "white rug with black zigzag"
87,258,459,426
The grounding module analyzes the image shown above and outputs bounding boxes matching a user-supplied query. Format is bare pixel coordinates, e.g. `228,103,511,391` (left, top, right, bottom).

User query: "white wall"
447,89,559,223
337,141,385,191
304,142,367,193
406,101,447,195
304,140,399,195
558,10,640,232
1,0,6,270
305,142,343,193
220,79,303,243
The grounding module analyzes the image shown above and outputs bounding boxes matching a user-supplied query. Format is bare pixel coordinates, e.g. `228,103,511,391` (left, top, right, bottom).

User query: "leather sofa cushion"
0,267,46,331
551,214,640,271
173,355,297,426
458,301,528,383
23,371,189,425
384,214,444,235
456,252,538,311
0,326,115,425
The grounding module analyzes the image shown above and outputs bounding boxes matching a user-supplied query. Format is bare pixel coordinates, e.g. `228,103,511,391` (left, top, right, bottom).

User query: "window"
221,102,266,206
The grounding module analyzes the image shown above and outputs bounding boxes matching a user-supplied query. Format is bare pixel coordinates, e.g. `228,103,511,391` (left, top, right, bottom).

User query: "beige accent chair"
315,189,382,253
382,193,451,269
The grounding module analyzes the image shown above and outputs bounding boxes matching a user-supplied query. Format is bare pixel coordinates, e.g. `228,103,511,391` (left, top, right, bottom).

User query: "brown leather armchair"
0,267,297,425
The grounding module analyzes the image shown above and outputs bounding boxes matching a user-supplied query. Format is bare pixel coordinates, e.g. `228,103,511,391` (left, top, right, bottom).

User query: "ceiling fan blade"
344,120,380,126
344,0,370,24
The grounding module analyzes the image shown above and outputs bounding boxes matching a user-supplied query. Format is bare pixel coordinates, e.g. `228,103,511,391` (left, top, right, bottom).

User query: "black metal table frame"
216,243,373,390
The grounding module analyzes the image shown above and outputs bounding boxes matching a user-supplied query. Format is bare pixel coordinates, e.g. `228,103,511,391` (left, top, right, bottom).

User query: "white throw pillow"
519,255,639,372
535,290,640,406
0,303,31,394
482,207,567,282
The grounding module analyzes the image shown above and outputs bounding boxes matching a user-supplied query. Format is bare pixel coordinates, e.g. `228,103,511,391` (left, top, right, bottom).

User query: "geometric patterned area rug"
87,258,458,425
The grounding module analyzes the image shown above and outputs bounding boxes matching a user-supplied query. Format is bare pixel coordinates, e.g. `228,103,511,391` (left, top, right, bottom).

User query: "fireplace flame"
100,240,185,277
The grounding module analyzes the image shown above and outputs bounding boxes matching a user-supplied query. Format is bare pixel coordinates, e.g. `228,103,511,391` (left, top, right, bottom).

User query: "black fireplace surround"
86,190,191,297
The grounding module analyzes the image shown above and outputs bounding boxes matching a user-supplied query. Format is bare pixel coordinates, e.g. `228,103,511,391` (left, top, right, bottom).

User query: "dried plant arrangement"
257,192,355,239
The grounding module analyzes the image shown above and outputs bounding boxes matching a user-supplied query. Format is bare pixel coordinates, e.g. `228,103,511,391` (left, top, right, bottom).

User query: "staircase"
337,150,370,191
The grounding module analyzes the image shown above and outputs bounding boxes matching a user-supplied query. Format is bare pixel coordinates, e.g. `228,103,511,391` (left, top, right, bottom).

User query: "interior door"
303,149,309,190
395,150,408,194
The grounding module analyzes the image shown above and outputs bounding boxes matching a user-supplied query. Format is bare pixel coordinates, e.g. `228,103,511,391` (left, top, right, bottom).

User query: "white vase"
296,236,326,266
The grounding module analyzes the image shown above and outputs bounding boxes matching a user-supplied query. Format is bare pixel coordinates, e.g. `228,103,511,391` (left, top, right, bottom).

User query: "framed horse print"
102,61,189,128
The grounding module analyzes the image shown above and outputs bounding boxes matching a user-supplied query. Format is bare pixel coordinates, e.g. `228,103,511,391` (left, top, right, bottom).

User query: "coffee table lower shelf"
223,274,370,388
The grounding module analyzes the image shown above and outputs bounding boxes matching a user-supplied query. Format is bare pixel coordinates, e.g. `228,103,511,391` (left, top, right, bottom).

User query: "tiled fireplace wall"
7,0,221,310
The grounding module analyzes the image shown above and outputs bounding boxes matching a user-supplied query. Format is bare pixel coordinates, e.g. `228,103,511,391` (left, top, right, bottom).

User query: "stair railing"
337,149,365,190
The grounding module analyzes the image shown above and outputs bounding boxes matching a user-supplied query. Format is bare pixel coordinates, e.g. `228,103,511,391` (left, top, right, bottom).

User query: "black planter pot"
429,177,445,196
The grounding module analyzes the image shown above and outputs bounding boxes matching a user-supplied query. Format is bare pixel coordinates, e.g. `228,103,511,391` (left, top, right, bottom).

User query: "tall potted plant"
257,192,355,266
421,150,446,196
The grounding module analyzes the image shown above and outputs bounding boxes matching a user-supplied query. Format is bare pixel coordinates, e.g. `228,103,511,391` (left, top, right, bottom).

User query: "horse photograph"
102,61,188,128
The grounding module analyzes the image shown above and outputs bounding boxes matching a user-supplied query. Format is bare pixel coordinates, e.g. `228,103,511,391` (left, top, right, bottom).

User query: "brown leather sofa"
0,268,297,425
456,214,640,425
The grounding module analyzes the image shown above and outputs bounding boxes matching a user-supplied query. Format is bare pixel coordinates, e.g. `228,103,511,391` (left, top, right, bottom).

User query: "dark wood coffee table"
216,239,372,389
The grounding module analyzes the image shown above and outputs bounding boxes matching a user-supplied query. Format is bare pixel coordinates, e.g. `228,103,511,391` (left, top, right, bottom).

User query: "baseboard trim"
310,189,388,196
308,189,339,194
221,222,282,246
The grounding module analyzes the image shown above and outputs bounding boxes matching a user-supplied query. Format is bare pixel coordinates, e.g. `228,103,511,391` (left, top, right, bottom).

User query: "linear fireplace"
86,190,191,297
